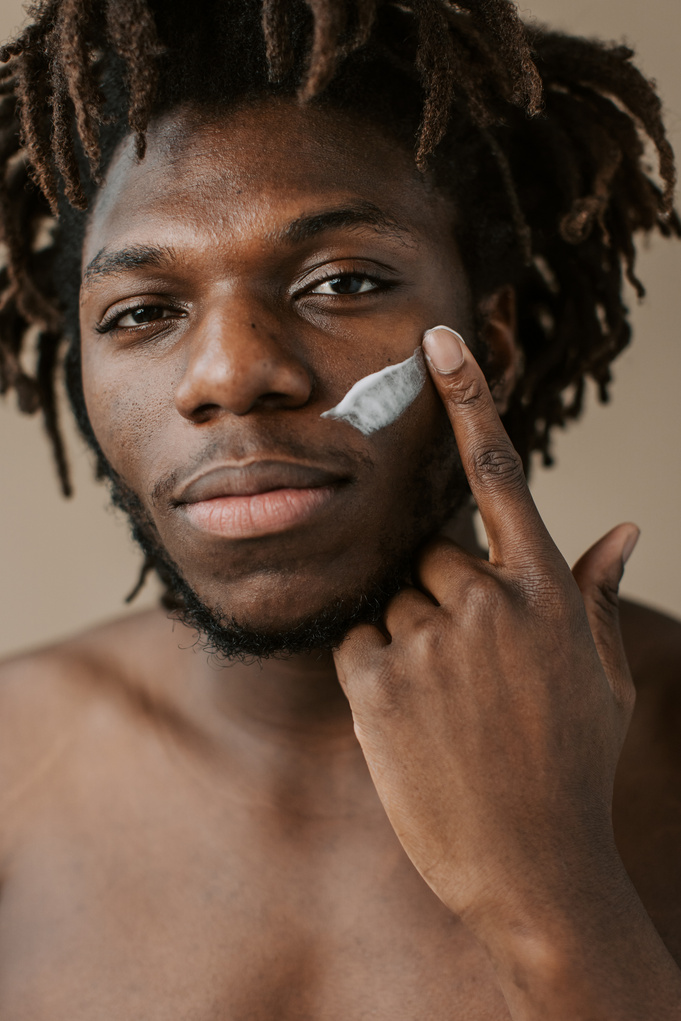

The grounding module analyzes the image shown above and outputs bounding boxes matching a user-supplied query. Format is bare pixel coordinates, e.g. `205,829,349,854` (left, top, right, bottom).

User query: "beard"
140,543,414,661
105,417,469,662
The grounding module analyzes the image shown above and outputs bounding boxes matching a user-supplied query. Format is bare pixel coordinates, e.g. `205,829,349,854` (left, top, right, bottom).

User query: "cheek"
369,370,458,500
321,347,427,435
80,346,177,486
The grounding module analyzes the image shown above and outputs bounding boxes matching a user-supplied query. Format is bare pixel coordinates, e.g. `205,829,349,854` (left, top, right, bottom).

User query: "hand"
334,325,639,931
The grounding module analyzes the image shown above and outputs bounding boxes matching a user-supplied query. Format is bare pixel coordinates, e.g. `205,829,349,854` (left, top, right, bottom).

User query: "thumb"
571,522,639,706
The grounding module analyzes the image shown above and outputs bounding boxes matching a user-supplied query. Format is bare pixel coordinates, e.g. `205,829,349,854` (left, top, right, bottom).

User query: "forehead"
83,99,455,266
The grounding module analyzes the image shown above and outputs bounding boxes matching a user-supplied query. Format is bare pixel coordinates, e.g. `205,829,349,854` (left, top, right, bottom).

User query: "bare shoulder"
0,605,174,711
0,608,182,863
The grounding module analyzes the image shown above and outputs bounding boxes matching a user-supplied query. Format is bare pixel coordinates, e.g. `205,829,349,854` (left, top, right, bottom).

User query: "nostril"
255,390,300,409
190,403,221,423
187,391,299,422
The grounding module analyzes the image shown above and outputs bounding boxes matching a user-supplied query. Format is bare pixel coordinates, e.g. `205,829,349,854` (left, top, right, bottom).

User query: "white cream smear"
320,346,428,435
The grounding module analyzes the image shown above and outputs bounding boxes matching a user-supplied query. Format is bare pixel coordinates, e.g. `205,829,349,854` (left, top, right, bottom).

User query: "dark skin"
0,99,680,1019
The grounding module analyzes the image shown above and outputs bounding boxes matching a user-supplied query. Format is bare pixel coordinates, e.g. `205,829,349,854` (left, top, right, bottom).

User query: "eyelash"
301,270,395,298
95,271,395,334
95,302,185,334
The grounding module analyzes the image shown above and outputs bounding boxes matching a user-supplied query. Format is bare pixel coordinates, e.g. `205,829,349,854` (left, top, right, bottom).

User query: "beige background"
0,0,679,658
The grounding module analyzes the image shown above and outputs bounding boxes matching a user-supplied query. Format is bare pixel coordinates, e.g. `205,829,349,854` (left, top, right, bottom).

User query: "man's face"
78,99,476,649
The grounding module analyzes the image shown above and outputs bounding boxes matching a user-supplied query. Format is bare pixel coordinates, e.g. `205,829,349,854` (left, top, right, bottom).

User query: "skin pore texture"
1,96,681,1021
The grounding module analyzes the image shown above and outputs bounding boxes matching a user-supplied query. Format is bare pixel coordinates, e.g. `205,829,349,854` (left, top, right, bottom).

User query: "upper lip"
175,460,347,505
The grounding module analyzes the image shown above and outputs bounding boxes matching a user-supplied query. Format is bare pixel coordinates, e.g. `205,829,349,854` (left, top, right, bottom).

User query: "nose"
174,304,313,422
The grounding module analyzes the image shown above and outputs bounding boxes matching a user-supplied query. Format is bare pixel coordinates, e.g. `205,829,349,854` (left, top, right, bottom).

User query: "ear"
477,285,523,415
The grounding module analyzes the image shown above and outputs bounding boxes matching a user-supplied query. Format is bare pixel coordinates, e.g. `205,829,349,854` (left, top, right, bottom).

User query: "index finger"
422,325,559,569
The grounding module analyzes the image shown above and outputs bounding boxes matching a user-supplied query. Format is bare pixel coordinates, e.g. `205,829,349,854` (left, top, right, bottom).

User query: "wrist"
459,851,681,1020
455,828,628,940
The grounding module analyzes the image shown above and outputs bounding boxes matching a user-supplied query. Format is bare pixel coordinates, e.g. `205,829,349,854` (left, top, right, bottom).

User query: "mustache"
148,429,375,508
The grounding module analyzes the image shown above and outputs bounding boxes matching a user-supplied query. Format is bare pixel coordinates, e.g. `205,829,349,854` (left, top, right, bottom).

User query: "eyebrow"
278,202,418,247
82,202,417,285
82,244,174,285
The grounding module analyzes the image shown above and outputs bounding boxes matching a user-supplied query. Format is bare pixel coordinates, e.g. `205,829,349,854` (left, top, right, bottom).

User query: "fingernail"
622,527,641,566
423,326,466,374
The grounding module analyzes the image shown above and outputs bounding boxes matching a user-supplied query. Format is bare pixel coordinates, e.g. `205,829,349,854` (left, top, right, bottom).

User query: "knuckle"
365,611,449,712
409,612,448,656
362,658,411,717
470,444,524,488
446,373,486,406
459,570,506,621
595,580,620,614
590,581,620,631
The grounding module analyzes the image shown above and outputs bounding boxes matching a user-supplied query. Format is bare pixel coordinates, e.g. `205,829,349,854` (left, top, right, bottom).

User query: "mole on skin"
321,326,465,435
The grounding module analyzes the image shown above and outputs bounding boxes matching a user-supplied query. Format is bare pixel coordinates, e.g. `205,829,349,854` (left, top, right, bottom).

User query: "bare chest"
0,776,510,1021
1,681,680,1021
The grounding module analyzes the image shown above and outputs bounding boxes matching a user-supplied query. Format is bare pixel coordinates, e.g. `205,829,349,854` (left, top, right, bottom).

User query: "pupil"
132,306,160,322
333,276,362,294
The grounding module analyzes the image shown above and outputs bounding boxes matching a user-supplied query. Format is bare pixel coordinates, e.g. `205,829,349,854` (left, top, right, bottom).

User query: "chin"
136,522,410,659
169,562,404,661
105,438,468,659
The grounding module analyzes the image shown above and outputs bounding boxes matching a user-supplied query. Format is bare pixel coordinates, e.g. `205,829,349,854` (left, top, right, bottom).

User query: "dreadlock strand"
12,48,59,211
483,127,532,262
300,0,347,101
434,7,507,118
125,553,156,603
454,0,543,113
411,0,459,166
566,83,652,233
532,33,676,214
560,144,622,246
104,0,161,159
349,0,378,51
37,328,72,495
0,0,59,61
261,0,295,82
54,0,103,176
543,87,653,287
3,0,63,188
0,329,41,412
0,62,17,93
0,41,23,61
50,59,87,208
8,161,61,330
0,166,42,335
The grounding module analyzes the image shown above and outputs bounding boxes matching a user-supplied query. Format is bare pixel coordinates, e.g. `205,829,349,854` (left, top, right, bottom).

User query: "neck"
146,506,482,813
162,506,481,761
189,507,479,723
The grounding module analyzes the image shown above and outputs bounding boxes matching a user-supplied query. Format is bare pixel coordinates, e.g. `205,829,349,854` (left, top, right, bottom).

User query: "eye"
309,274,380,296
114,305,173,327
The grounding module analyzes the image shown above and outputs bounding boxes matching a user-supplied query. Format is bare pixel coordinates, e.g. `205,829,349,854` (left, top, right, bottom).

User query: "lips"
174,459,348,540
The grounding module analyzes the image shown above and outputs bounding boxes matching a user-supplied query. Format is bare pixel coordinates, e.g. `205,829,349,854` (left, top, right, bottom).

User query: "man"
0,0,680,1017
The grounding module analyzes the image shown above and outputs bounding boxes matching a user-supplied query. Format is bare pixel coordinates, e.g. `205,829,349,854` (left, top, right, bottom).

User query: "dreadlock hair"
0,0,677,591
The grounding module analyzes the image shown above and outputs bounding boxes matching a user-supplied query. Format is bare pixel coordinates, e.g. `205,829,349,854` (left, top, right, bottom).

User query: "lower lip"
182,486,337,539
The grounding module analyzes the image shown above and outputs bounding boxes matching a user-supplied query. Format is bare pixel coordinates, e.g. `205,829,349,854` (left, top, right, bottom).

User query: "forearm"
465,854,681,1021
